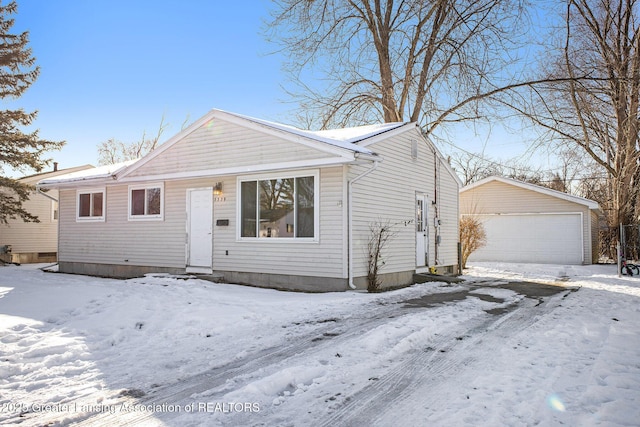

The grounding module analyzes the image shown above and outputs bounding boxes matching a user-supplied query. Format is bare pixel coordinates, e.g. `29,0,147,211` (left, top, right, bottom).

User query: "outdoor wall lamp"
213,182,223,195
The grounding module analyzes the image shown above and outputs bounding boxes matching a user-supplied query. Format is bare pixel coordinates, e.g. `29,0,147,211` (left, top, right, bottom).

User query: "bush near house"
460,216,486,269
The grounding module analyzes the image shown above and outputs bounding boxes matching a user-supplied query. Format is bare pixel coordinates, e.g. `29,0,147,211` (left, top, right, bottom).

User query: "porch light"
213,182,223,195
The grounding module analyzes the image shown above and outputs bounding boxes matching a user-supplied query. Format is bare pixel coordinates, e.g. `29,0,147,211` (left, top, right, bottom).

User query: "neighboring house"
460,176,601,265
0,164,93,264
39,109,460,291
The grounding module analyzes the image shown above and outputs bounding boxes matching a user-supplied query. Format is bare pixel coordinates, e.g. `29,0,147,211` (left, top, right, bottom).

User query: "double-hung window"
76,188,105,221
239,172,317,240
128,183,164,220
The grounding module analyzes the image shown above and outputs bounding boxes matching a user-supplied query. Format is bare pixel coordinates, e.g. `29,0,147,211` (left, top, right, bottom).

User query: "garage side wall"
460,180,593,264
590,210,600,263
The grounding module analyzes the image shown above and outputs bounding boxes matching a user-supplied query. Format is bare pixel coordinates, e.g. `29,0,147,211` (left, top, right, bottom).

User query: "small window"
76,189,106,221
128,183,164,220
52,200,59,221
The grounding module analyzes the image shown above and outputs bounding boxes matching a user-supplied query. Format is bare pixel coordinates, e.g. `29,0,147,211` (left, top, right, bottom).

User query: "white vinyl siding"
349,129,460,279
213,167,345,279
127,118,337,178
57,167,346,279
436,164,461,266
59,184,185,268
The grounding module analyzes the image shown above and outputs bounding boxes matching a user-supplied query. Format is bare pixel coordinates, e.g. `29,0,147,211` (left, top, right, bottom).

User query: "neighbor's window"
128,183,163,220
240,174,316,239
76,189,105,221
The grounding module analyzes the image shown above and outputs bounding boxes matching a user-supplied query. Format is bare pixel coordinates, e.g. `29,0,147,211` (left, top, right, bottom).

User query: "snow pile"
1,262,639,426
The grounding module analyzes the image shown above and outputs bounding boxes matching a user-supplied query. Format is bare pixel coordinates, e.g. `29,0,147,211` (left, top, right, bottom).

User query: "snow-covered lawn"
1,262,639,426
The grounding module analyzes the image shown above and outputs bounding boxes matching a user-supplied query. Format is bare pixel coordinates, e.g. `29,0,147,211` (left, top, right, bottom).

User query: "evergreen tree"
0,1,63,223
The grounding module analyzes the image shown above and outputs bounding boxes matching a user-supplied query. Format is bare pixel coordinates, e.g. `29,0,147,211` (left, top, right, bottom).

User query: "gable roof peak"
461,175,600,210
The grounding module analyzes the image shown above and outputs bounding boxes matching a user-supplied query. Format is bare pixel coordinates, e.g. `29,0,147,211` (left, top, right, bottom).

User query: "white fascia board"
357,123,462,188
38,176,116,190
354,122,417,147
461,175,600,210
117,156,357,184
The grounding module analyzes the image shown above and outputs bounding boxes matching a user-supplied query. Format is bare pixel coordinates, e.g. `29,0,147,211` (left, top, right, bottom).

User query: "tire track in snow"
63,296,422,427
315,290,570,427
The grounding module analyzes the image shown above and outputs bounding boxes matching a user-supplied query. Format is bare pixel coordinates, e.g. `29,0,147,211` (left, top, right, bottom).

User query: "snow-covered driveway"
1,263,639,426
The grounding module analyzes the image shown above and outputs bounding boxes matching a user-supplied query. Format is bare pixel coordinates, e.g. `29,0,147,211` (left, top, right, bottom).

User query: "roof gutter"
36,186,58,202
348,154,380,290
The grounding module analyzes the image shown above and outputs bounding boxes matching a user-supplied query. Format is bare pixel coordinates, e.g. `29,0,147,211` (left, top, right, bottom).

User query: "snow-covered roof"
309,123,406,143
220,110,404,154
19,164,94,184
461,175,600,210
38,159,139,186
40,110,413,186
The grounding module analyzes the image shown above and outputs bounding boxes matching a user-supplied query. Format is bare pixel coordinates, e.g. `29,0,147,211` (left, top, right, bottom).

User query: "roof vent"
411,140,418,160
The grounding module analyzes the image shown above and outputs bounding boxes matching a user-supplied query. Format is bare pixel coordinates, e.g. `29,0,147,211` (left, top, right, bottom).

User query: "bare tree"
521,0,640,233
96,115,168,165
267,0,529,132
450,151,548,186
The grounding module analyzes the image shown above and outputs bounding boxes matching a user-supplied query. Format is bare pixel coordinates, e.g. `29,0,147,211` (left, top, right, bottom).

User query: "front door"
416,194,428,267
187,188,213,271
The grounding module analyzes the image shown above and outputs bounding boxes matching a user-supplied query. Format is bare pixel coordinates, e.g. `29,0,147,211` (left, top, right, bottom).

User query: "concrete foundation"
1,252,57,264
56,261,457,292
219,271,349,292
351,270,416,291
58,261,183,279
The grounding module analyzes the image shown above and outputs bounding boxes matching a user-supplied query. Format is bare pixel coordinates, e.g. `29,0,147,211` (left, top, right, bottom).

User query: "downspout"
348,155,379,289
37,186,60,267
431,147,441,266
37,186,58,202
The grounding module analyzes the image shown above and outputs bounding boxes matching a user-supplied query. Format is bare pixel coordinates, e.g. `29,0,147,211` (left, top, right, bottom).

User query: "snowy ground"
1,262,639,426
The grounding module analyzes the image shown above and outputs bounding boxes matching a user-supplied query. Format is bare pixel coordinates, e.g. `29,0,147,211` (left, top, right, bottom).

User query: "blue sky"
10,0,292,174
9,0,547,177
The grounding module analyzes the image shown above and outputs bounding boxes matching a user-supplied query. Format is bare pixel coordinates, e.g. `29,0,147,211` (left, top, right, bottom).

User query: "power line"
438,138,609,180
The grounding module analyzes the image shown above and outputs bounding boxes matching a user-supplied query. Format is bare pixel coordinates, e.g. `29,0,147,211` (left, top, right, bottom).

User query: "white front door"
416,194,428,267
187,188,213,271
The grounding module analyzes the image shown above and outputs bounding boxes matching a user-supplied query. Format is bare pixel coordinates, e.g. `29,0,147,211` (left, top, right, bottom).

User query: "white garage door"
468,213,583,264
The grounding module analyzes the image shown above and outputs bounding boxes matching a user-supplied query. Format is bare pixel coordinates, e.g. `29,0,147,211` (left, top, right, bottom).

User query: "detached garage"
460,176,601,265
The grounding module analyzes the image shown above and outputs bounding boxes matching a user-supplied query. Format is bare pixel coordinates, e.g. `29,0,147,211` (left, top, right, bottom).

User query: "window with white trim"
239,173,317,239
128,183,164,220
76,189,105,221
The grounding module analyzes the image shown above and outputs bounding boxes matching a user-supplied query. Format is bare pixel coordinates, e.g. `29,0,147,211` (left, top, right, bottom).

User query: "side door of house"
416,193,429,268
187,188,213,273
